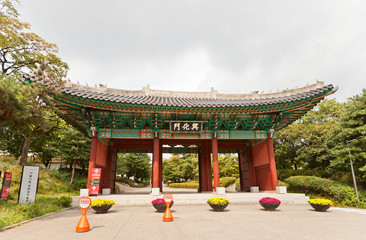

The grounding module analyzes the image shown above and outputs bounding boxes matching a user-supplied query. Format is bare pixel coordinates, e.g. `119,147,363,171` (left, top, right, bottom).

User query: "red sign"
1,172,12,199
79,197,91,209
163,193,173,203
89,168,101,196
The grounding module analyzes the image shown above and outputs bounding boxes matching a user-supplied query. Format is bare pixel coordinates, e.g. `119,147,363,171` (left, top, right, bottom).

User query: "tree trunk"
69,159,76,187
78,159,85,177
19,136,31,166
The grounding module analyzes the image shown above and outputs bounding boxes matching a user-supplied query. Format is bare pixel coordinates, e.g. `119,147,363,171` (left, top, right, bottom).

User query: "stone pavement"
1,204,366,240
72,185,310,207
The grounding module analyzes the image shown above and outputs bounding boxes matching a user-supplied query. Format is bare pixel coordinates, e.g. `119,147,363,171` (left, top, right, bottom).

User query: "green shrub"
168,181,199,188
219,177,236,188
285,176,359,206
57,196,72,208
277,169,333,181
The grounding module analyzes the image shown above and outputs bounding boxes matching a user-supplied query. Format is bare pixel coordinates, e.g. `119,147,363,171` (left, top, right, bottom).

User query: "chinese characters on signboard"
170,121,202,132
0,172,12,201
89,168,101,196
18,166,39,204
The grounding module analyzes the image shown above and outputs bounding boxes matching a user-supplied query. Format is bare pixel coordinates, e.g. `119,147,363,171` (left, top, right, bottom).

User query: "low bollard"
76,197,91,232
163,193,173,222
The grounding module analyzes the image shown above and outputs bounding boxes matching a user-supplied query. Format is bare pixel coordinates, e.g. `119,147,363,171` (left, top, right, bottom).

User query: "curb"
0,207,73,232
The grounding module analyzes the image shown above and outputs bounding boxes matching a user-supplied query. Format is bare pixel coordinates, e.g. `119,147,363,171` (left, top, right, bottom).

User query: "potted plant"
207,197,230,211
151,198,174,212
91,199,115,213
308,198,333,212
259,197,281,211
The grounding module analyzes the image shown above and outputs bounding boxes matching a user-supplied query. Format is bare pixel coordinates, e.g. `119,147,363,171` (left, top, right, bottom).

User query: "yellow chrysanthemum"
308,198,333,206
91,199,116,207
207,197,230,205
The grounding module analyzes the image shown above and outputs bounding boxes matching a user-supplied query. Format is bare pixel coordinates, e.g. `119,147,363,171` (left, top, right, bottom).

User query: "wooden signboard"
170,121,202,132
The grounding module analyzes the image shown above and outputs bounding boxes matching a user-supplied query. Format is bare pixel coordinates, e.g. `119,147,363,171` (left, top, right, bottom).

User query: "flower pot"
310,203,331,212
260,202,280,211
91,204,113,213
209,203,228,211
152,202,174,212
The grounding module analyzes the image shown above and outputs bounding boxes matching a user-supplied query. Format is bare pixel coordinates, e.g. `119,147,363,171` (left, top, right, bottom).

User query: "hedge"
168,181,199,188
218,177,237,188
168,177,237,189
277,169,333,181
285,176,358,206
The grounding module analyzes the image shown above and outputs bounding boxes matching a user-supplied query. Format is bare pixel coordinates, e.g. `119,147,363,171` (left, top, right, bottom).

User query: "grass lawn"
0,157,83,229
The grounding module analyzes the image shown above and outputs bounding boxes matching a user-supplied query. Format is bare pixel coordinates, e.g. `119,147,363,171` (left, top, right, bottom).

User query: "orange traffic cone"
163,202,173,222
76,208,90,232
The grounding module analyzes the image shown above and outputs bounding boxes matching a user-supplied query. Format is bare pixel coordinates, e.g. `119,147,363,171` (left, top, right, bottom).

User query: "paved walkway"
1,204,366,240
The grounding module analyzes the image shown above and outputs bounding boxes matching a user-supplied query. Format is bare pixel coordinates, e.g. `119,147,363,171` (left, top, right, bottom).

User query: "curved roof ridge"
61,80,326,100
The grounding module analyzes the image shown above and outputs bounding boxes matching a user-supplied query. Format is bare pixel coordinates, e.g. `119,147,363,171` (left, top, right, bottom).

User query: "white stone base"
151,188,160,196
102,188,111,195
80,189,89,196
216,187,226,195
250,186,259,193
276,186,287,194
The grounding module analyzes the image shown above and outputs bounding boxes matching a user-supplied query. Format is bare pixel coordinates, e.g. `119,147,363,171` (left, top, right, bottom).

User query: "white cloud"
19,0,366,101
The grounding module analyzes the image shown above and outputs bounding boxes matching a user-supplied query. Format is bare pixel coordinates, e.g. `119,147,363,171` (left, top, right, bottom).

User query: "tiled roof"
24,74,336,108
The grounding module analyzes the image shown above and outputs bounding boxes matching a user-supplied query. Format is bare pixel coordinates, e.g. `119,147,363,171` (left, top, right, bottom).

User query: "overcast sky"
19,0,366,102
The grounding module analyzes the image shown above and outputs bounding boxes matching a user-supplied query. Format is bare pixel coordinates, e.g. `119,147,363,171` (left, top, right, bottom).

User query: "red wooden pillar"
152,137,160,190
247,146,256,186
199,140,212,192
205,141,213,191
110,149,117,193
198,147,203,192
212,138,220,191
159,143,163,192
103,146,112,188
238,150,244,191
87,137,98,189
267,138,278,190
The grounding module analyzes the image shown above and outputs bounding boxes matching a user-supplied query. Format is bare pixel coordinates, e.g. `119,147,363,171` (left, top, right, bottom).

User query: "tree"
57,126,90,186
162,154,198,182
0,0,68,166
30,130,60,168
0,0,68,78
274,99,343,170
0,125,24,158
117,153,151,182
0,76,63,166
330,89,366,183
218,154,239,177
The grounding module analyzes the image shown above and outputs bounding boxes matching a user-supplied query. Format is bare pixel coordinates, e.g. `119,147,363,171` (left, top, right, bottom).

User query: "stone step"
71,192,309,208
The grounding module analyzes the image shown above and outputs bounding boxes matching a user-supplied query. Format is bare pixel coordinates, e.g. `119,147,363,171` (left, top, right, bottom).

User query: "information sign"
89,168,101,196
18,166,40,204
0,172,12,201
